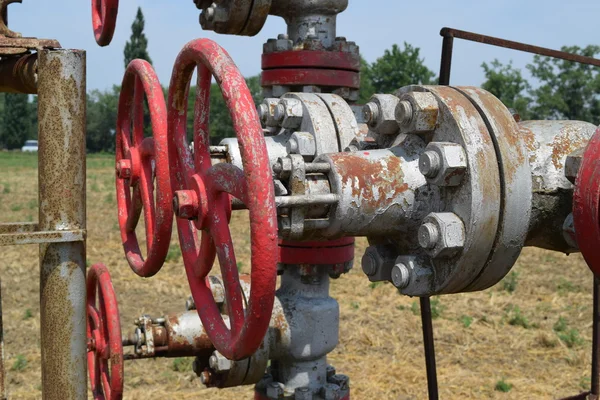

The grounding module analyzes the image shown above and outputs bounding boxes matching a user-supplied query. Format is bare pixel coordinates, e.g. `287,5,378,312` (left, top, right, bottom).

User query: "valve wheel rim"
116,59,172,278
167,38,278,360
91,0,119,46
574,127,600,274
86,264,124,400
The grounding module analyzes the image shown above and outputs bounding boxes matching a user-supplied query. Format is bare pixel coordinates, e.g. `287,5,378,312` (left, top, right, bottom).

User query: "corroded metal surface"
0,53,37,93
168,38,277,360
0,229,85,246
115,59,172,277
0,281,5,400
86,264,124,400
37,49,87,400
457,86,532,292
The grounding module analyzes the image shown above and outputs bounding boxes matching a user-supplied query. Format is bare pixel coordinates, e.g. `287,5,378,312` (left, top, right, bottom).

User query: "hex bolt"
204,6,215,22
395,100,414,126
361,251,380,276
277,33,289,40
391,263,411,289
418,222,440,249
326,365,336,379
321,383,341,400
200,370,213,385
328,374,350,390
295,387,312,400
257,103,269,123
209,351,232,372
362,102,379,126
287,138,299,154
185,296,195,311
267,382,284,398
173,190,199,219
419,151,442,178
274,103,285,122
116,159,132,179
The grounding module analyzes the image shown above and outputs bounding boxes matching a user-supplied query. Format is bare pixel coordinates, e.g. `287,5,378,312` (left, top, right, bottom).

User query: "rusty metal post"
37,49,87,400
0,280,5,400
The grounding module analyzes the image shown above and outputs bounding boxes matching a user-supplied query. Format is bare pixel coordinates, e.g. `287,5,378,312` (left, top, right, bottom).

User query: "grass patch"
165,243,182,263
553,316,583,348
23,309,33,320
369,281,384,290
2,183,9,194
495,378,513,392
411,298,443,319
501,271,519,293
557,278,579,294
507,306,531,329
10,204,23,212
11,354,27,371
172,357,193,372
350,301,360,310
459,315,473,328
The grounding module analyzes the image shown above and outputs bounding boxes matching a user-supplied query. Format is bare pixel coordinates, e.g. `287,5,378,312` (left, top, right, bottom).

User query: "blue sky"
11,1,600,91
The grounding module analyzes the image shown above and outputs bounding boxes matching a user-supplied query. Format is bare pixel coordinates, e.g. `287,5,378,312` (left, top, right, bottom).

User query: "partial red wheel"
168,39,278,360
87,264,124,400
92,0,119,46
116,59,172,277
574,127,600,274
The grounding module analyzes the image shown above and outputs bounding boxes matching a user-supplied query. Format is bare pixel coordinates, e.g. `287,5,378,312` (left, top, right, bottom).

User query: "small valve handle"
116,59,172,277
168,38,278,360
573,126,600,274
87,264,124,400
91,0,119,46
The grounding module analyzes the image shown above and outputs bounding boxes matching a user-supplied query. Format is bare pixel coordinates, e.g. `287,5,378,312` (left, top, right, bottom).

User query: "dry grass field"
0,152,596,399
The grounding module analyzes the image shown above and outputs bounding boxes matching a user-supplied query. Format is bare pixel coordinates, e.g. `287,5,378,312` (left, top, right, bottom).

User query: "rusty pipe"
0,53,37,94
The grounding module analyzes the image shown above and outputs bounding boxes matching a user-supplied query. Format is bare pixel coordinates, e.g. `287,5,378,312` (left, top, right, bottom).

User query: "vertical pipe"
420,297,439,400
0,280,5,400
37,49,87,400
592,276,600,398
438,36,454,86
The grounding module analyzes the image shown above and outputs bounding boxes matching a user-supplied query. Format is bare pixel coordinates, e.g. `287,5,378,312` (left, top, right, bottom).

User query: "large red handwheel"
167,38,278,360
92,0,119,46
574,126,600,274
87,264,124,400
116,59,172,277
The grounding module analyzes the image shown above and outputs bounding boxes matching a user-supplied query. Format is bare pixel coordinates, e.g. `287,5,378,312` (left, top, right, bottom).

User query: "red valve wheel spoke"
574,127,600,274
86,264,123,400
91,0,119,47
116,60,172,277
168,39,278,360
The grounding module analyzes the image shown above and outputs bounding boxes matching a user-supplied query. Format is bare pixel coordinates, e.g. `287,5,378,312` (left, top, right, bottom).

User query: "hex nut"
288,132,316,157
328,374,350,390
397,91,439,134
366,94,400,135
266,382,284,398
321,383,341,400
361,247,382,276
420,212,466,258
565,147,584,184
274,37,293,52
294,387,312,400
391,263,411,289
421,142,467,186
209,351,232,372
419,151,441,178
260,98,283,127
278,98,304,129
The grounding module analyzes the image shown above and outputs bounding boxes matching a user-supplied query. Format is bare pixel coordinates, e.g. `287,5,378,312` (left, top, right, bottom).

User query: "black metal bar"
438,36,454,86
420,297,438,400
440,27,600,68
592,277,600,399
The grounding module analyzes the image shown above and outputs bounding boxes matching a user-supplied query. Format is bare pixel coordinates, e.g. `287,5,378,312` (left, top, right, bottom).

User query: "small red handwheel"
87,263,124,400
574,126,600,274
167,38,278,360
91,0,119,46
116,59,172,277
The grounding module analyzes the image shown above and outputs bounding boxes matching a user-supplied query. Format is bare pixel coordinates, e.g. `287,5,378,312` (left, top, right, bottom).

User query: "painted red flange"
168,38,278,361
91,0,119,46
116,59,172,278
279,238,355,265
261,68,360,89
262,50,361,72
573,126,600,274
87,263,124,400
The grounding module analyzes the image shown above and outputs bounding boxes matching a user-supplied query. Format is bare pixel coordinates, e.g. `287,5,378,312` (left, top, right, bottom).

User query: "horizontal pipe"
276,194,338,207
0,53,37,94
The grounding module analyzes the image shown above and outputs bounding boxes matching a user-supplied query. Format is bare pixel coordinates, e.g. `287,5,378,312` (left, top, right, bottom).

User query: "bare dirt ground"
0,152,596,399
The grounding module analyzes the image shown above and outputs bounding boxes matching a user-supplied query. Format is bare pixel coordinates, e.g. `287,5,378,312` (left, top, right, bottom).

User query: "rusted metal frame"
37,49,87,400
0,53,37,93
438,27,600,400
0,230,85,246
0,281,5,400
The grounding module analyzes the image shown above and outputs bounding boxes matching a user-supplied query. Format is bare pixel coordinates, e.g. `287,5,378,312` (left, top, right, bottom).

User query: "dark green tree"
87,87,120,152
527,45,600,124
1,93,30,149
123,7,152,68
481,59,532,119
359,55,375,104
185,75,263,145
368,43,435,95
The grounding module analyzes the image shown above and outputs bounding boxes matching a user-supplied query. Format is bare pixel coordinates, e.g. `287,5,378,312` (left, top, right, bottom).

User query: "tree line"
1,8,599,152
